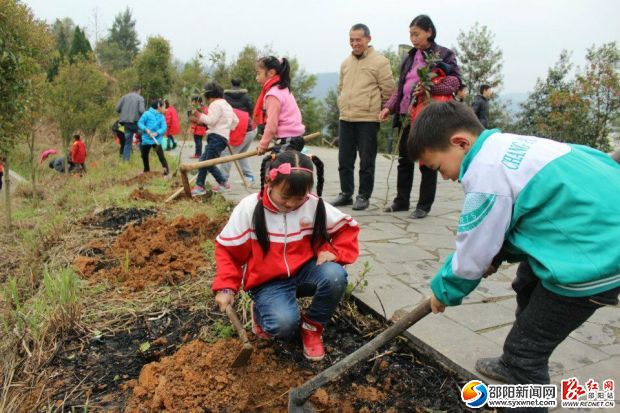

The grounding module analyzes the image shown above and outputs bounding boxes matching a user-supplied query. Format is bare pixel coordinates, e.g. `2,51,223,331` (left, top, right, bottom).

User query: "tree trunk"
4,156,12,231
29,130,38,204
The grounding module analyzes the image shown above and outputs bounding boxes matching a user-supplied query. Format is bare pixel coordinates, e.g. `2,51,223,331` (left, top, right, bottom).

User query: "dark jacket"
115,91,145,124
224,87,254,131
390,42,461,128
472,95,490,128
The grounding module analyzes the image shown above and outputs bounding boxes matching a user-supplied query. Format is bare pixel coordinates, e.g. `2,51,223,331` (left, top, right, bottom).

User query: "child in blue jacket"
408,101,620,408
138,99,170,176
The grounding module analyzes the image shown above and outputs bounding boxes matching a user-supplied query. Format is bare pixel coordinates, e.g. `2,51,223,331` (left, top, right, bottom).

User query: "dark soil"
83,207,158,232
45,303,473,413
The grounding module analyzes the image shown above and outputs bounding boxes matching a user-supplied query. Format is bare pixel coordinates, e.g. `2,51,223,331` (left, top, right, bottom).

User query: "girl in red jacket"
189,96,207,158
71,134,87,174
213,150,359,361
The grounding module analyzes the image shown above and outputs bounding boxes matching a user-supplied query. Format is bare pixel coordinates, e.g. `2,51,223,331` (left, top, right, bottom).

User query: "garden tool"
287,297,432,413
225,304,253,367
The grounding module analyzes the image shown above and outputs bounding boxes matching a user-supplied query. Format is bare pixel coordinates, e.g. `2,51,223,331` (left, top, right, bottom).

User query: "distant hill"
311,72,338,101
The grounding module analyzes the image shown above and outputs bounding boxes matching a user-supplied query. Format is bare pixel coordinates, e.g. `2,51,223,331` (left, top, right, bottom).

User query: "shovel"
225,304,253,368
287,297,432,412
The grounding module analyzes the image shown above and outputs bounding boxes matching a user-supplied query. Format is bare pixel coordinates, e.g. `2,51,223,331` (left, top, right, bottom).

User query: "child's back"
435,129,620,305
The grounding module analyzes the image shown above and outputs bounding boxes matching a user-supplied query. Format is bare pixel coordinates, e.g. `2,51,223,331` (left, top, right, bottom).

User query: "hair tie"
268,163,313,180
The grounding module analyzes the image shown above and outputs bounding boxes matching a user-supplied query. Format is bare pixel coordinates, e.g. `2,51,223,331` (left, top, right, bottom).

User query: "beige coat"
338,47,395,122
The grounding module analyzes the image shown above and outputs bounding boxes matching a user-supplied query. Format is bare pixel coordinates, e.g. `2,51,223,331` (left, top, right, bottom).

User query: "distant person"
112,121,125,156
408,101,620,407
137,99,169,177
332,23,395,211
221,78,257,183
189,96,207,158
455,84,468,102
253,56,306,154
190,82,239,195
71,134,87,174
472,84,492,128
379,15,460,219
115,85,145,161
0,157,4,191
164,99,180,150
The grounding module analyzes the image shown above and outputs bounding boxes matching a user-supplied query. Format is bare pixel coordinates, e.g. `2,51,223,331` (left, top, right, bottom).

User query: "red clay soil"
122,172,161,186
74,214,226,290
124,339,387,413
130,188,165,202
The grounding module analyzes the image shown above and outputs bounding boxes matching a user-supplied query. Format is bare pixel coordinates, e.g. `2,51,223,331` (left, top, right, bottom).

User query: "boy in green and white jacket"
408,101,620,399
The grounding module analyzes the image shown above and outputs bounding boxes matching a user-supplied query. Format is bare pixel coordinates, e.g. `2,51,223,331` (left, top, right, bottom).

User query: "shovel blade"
231,343,253,368
287,392,316,413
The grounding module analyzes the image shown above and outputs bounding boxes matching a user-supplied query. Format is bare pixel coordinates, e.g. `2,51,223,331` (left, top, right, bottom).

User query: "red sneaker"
300,314,325,361
251,303,270,339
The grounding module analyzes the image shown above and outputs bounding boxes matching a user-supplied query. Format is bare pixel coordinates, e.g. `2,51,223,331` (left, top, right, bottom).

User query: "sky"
23,0,620,94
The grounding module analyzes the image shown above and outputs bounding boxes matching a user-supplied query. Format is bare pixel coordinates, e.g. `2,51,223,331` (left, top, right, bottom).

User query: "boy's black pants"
140,144,168,173
501,262,619,412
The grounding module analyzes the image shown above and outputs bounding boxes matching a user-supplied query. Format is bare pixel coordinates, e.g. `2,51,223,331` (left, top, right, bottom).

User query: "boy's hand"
316,251,337,265
430,293,446,314
215,291,235,312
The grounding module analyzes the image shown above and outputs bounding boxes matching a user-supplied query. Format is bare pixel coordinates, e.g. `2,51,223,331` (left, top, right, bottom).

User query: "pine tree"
96,7,140,71
69,26,93,62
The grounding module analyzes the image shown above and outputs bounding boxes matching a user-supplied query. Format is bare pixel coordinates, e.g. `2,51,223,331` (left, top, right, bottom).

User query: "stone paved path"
174,140,619,409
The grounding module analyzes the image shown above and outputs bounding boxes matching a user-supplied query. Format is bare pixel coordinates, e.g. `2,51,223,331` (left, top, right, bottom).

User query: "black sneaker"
331,194,353,207
352,196,369,210
384,202,409,213
475,357,516,384
410,208,428,219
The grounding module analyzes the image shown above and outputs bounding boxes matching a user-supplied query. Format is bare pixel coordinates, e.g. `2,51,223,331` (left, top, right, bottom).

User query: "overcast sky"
24,0,620,94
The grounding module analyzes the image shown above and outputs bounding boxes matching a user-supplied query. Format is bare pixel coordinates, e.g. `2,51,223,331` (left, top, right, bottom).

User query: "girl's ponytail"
278,58,291,90
310,155,330,254
252,155,273,254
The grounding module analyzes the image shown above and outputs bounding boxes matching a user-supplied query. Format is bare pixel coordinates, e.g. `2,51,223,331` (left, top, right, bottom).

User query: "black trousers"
501,262,619,412
140,144,169,173
338,120,379,200
392,123,437,211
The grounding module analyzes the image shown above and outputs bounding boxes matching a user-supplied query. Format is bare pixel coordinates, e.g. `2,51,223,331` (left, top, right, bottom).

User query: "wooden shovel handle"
225,305,250,346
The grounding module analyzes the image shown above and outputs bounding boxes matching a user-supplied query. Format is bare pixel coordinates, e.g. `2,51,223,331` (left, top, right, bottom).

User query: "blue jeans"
196,133,228,187
122,122,138,161
193,134,203,157
250,259,348,338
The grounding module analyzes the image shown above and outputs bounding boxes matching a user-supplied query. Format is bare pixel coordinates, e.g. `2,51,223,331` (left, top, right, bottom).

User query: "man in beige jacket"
331,23,395,210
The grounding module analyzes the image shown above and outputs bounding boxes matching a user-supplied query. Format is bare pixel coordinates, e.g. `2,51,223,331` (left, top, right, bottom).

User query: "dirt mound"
75,214,226,289
84,207,157,232
123,172,161,186
124,339,344,413
130,188,165,202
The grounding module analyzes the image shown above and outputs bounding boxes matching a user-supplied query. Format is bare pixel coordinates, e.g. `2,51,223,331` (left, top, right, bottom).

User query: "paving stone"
358,228,397,242
437,248,453,261
587,306,620,328
476,279,517,298
550,357,620,397
406,222,455,235
444,301,516,331
364,241,435,263
414,234,457,250
570,322,617,346
389,237,417,245
353,274,424,320
407,313,504,376
367,222,408,235
600,344,620,356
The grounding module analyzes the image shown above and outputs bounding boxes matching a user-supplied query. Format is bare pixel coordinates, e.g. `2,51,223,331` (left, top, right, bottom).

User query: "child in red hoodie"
71,134,87,174
213,150,359,361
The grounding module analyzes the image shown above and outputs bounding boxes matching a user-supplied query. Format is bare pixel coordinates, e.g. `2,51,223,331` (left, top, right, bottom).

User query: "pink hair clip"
268,163,313,180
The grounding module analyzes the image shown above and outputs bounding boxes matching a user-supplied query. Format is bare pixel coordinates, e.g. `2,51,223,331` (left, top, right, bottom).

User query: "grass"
0,134,229,412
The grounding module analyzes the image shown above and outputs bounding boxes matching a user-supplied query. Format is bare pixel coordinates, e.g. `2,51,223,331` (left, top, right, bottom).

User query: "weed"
210,320,235,340
345,261,371,299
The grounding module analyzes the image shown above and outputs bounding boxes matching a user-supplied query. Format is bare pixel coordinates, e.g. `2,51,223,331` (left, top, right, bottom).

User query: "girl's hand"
215,291,235,312
430,293,446,314
413,83,424,96
256,144,268,155
378,108,391,122
190,110,202,124
316,251,337,265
